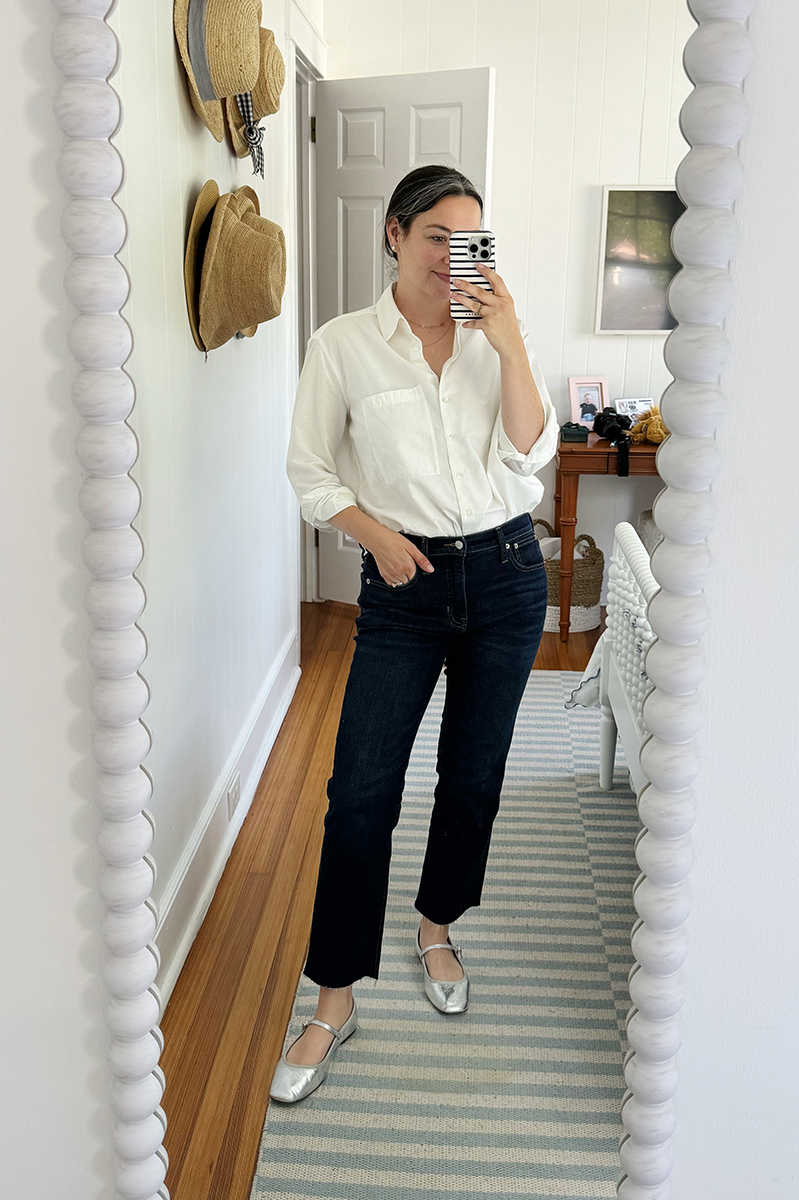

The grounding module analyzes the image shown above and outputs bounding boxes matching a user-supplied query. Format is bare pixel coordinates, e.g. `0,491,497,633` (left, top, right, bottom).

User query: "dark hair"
383,165,483,266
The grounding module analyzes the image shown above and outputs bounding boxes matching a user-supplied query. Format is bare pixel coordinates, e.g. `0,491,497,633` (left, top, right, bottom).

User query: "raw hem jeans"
302,511,548,989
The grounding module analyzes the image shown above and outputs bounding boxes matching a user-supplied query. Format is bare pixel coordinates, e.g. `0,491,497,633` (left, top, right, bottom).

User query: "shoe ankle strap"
303,1017,342,1039
420,941,461,957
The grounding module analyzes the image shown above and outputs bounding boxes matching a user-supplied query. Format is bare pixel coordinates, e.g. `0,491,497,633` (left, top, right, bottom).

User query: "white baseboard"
154,628,301,1009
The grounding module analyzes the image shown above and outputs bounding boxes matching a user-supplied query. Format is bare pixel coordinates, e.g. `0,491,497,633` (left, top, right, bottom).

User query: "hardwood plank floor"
160,600,605,1199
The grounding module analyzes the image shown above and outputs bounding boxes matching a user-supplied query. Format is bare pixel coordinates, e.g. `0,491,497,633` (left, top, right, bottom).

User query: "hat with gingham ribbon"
224,26,285,161
173,0,267,174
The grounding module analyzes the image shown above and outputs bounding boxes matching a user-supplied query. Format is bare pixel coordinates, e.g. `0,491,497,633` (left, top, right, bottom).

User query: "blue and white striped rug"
251,671,640,1199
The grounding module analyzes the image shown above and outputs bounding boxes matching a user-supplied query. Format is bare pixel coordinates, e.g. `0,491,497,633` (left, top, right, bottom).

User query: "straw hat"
227,186,260,338
173,0,263,142
224,27,285,158
183,183,286,352
184,179,220,350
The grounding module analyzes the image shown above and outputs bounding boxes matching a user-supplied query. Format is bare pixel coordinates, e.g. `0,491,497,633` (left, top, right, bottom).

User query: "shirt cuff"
496,398,560,477
302,485,359,532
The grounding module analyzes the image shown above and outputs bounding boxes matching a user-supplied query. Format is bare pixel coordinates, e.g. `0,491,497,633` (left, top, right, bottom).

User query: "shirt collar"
375,282,406,341
375,282,464,348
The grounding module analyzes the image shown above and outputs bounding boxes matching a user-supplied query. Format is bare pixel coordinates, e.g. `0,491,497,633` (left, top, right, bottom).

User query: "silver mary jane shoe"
269,998,358,1104
415,924,470,1014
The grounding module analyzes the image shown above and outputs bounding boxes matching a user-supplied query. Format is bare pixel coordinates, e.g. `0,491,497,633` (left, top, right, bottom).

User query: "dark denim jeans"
302,511,548,988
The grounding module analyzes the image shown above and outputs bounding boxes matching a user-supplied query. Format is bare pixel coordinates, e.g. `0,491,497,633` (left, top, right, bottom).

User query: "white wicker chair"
599,522,660,796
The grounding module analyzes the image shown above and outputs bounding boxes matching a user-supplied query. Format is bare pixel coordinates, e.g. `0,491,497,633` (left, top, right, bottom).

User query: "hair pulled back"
383,164,483,268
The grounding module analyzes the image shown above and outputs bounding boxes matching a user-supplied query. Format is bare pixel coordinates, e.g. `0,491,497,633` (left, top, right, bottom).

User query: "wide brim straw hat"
173,0,263,141
183,183,264,351
224,26,285,158
198,192,286,351
184,179,220,351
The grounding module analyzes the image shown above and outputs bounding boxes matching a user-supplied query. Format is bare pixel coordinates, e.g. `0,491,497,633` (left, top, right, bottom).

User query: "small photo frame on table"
614,397,655,419
568,376,610,429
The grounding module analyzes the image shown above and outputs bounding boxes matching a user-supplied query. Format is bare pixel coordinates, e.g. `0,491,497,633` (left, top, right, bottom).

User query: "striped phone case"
449,230,496,320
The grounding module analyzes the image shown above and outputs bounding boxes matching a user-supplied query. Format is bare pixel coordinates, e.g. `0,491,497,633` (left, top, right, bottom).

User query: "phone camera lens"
480,237,489,247
480,249,489,258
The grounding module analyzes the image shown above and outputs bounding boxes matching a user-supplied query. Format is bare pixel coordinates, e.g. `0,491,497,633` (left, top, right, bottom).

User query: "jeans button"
454,539,463,549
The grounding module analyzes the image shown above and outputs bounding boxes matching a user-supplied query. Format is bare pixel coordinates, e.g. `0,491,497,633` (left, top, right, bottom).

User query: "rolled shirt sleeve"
285,335,359,531
495,321,560,477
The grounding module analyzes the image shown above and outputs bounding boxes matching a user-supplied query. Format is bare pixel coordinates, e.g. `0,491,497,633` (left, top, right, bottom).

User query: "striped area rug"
251,671,640,1199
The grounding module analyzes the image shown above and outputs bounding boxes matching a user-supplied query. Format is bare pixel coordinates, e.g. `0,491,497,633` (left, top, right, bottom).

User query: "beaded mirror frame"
49,0,756,1195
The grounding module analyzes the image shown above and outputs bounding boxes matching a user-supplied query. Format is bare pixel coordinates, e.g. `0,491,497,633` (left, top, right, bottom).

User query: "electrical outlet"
226,772,241,820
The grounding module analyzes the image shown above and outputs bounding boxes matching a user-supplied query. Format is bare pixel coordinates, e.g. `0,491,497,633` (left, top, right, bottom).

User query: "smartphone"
449,230,496,320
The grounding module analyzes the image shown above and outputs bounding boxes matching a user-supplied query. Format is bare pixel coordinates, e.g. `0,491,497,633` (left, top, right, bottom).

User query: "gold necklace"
407,315,450,329
418,325,452,349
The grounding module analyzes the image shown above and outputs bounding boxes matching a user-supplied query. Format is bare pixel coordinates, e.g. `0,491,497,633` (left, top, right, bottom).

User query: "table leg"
554,465,562,535
559,473,578,642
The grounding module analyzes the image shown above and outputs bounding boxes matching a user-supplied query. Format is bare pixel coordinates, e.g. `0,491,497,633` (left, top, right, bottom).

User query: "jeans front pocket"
361,385,440,486
508,533,545,572
362,552,421,591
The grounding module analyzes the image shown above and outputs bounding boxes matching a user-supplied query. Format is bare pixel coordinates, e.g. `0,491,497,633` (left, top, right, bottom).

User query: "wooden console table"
553,434,660,641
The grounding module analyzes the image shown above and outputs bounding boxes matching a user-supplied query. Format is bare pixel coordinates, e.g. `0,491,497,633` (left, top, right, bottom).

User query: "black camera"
592,407,633,476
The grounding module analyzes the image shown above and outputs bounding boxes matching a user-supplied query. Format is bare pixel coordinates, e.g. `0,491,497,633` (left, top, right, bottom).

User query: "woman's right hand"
366,530,435,586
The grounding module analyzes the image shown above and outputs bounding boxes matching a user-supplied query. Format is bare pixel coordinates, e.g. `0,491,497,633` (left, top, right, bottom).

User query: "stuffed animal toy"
630,403,669,444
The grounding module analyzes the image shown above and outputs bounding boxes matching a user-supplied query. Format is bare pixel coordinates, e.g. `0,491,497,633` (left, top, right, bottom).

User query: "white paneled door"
313,67,495,603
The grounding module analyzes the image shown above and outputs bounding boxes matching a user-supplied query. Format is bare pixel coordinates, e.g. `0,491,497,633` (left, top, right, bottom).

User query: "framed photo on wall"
568,376,609,428
595,185,686,334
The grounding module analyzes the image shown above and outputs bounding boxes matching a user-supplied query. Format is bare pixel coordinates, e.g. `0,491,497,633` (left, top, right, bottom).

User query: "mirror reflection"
152,2,696,1197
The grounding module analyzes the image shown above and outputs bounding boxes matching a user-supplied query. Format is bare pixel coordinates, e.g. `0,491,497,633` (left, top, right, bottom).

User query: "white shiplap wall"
323,0,696,596
106,0,303,992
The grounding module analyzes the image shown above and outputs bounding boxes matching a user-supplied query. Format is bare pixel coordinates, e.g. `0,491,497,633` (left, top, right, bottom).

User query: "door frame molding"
294,48,323,603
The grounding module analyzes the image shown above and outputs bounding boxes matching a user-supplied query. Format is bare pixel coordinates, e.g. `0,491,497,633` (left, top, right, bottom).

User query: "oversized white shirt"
285,282,560,538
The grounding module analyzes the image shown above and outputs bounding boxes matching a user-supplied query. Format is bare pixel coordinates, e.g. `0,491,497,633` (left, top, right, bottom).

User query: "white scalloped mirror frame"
49,0,756,1196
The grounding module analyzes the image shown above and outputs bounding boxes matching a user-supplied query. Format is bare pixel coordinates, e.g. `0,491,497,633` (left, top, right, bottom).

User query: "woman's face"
388,195,483,304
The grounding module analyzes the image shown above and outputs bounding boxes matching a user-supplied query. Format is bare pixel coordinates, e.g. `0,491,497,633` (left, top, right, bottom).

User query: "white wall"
322,0,696,598
0,0,320,1193
106,0,304,997
0,2,110,1194
671,2,799,1195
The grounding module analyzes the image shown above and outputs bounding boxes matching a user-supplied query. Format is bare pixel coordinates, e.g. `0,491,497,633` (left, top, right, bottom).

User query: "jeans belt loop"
497,525,509,563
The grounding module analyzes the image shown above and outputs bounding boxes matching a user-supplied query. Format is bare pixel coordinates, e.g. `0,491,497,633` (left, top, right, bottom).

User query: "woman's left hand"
453,265,525,360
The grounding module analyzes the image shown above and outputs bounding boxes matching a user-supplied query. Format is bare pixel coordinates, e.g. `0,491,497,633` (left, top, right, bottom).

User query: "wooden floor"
160,600,605,1200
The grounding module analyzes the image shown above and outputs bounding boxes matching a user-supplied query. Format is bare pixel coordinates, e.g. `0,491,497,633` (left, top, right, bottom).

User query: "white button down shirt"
285,283,560,538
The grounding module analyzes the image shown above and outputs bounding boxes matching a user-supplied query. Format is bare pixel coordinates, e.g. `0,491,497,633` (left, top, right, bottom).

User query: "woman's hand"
453,264,526,361
366,529,435,586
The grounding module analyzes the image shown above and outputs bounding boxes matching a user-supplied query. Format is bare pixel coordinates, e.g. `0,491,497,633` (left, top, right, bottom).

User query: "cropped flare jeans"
302,511,548,989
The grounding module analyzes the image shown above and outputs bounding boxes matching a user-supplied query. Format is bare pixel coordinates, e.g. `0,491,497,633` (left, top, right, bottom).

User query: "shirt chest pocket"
361,385,440,487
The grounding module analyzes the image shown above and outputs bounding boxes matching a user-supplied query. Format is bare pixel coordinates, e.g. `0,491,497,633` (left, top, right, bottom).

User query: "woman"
271,164,559,1103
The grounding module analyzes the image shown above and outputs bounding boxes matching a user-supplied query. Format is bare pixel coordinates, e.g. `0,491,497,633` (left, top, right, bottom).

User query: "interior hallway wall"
106,0,308,996
322,0,696,599
0,0,324,1193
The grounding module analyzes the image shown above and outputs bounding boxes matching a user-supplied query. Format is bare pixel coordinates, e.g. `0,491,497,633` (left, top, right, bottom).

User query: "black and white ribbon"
235,93,264,178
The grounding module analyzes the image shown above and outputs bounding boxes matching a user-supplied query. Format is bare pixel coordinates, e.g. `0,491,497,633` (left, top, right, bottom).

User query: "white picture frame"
594,184,686,335
614,396,655,419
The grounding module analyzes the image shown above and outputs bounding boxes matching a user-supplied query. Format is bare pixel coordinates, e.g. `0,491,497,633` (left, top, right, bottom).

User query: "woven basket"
533,519,604,633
